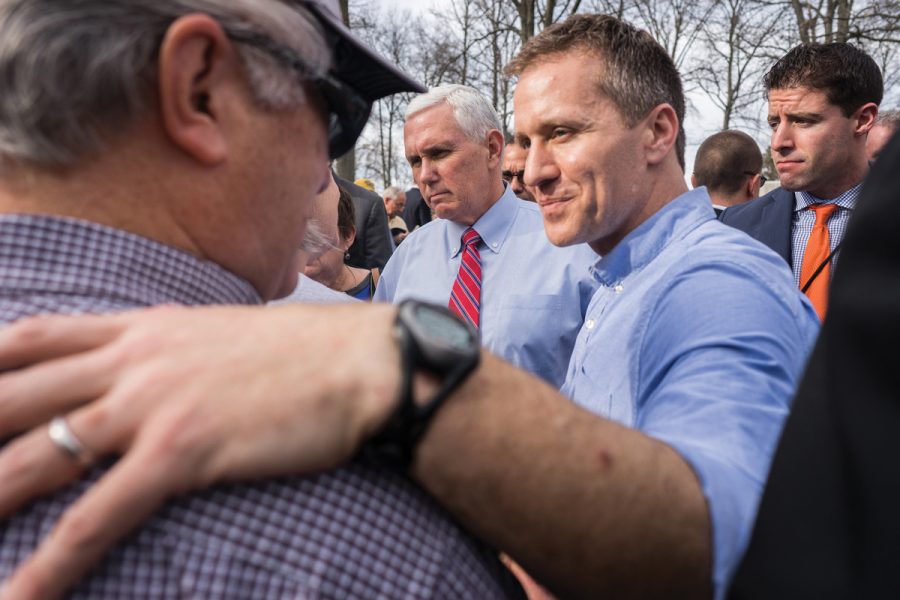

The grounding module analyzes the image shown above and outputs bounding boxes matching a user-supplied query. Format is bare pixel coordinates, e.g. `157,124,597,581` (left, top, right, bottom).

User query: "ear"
690,174,698,188
156,14,238,166
485,129,505,169
852,102,878,136
342,226,357,250
642,104,680,166
746,174,761,199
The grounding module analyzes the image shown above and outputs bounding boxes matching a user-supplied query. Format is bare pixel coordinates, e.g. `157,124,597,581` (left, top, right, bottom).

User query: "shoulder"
335,176,381,208
660,223,807,321
403,216,448,245
382,219,448,270
719,187,792,224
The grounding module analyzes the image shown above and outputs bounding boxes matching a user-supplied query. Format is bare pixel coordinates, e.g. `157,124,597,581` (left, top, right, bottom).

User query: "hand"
0,303,400,599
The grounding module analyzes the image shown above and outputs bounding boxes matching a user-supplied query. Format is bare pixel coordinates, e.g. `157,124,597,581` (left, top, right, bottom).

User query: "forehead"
513,52,616,131
504,144,526,162
403,103,465,148
767,87,836,114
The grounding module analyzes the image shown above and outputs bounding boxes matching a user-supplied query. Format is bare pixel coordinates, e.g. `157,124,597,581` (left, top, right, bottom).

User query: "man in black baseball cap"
0,2,516,599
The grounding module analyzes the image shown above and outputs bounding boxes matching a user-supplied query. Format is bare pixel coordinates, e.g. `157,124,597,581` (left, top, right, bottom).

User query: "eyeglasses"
226,30,371,160
744,172,767,187
502,169,525,183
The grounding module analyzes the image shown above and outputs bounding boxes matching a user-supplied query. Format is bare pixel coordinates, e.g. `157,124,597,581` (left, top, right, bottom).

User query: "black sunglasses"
226,30,371,159
502,169,525,182
744,172,767,187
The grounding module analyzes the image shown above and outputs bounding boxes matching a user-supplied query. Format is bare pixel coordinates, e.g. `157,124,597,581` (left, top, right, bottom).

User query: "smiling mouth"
538,196,569,207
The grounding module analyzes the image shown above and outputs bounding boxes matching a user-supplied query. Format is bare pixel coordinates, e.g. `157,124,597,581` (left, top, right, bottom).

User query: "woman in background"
304,185,379,301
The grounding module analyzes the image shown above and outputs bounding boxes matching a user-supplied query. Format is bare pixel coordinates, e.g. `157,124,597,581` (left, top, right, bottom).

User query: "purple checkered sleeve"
0,215,524,599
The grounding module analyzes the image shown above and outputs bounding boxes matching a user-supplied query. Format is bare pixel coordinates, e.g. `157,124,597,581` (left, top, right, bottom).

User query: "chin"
270,269,300,301
543,223,580,248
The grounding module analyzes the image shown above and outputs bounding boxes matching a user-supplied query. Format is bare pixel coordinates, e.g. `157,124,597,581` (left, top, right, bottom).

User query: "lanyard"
800,241,843,294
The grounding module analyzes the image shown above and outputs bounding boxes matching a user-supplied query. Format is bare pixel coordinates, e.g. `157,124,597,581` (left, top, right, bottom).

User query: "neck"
589,160,688,256
335,264,366,292
806,170,866,200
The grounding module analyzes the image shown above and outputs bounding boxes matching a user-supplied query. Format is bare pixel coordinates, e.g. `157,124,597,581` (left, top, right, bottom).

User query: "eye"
551,127,572,139
767,120,779,130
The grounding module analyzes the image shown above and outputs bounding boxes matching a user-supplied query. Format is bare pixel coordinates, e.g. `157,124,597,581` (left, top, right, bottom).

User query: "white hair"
405,84,501,142
383,185,404,200
0,0,329,168
299,218,338,259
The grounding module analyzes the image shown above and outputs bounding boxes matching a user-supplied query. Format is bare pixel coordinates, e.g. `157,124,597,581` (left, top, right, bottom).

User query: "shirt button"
491,242,498,248
613,284,624,294
586,319,595,330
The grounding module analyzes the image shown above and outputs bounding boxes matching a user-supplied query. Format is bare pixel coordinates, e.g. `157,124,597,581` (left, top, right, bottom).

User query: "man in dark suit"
335,175,394,270
720,43,881,320
727,130,900,600
401,185,432,230
692,129,764,216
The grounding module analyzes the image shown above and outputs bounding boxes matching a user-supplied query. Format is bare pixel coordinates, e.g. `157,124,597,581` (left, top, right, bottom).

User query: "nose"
770,120,792,154
523,143,559,192
418,158,438,185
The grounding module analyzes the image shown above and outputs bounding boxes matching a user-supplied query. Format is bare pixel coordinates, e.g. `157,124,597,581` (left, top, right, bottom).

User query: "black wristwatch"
361,300,480,470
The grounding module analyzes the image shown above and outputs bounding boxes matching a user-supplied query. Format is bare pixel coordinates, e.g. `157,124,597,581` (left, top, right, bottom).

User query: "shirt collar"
448,184,519,257
794,183,862,213
590,187,715,285
0,214,262,306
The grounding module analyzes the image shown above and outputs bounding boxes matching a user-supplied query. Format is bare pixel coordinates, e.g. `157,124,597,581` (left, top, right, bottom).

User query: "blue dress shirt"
790,185,860,287
374,185,598,388
561,188,820,599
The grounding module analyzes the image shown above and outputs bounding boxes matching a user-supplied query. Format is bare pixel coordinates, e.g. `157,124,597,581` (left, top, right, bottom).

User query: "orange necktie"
800,203,839,321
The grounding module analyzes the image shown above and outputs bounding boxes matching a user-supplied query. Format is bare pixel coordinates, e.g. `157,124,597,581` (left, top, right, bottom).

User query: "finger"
0,398,124,517
0,442,174,600
0,313,123,371
0,353,114,437
0,426,85,517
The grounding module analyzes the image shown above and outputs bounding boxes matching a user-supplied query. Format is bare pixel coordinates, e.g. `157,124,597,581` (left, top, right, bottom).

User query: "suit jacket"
719,187,794,266
336,175,394,271
727,131,900,598
401,187,432,230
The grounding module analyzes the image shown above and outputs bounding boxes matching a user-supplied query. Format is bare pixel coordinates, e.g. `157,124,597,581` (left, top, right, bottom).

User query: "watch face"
413,303,476,351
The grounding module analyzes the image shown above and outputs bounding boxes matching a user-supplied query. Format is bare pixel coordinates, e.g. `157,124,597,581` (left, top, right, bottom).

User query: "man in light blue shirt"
375,84,597,388
559,187,819,595
505,16,819,598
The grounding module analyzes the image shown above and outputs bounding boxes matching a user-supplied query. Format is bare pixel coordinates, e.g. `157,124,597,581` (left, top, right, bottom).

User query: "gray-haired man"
0,1,520,598
374,84,597,388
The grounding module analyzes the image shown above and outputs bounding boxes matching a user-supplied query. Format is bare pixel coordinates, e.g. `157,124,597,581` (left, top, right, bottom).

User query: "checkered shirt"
790,185,860,287
0,215,523,599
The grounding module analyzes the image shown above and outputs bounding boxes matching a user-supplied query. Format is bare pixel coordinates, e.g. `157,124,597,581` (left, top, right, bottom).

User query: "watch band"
360,301,480,470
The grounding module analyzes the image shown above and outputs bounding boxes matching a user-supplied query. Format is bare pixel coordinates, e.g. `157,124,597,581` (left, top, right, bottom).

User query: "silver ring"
48,417,93,466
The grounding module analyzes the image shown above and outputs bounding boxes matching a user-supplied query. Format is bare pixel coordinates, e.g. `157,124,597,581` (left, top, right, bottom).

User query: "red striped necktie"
449,228,482,328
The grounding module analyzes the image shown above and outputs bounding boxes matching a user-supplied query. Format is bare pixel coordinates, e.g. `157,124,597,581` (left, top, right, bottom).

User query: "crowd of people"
0,1,897,599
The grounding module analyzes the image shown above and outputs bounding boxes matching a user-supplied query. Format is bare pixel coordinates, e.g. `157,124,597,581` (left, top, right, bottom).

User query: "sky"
362,0,763,186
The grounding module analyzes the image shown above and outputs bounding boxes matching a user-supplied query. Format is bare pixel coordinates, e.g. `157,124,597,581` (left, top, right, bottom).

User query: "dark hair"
337,185,356,243
506,13,686,170
693,130,762,195
764,43,883,117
